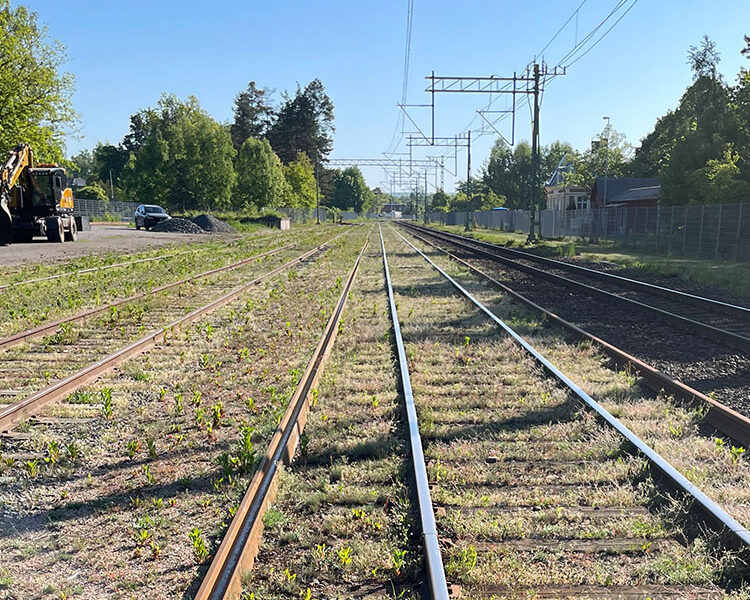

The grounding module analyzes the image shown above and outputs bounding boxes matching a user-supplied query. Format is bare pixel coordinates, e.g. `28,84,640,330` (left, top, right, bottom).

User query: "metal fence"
427,202,750,261
73,197,138,221
72,201,331,224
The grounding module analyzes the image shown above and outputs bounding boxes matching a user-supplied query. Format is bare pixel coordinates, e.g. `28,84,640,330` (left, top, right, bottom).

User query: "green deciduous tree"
267,79,334,164
230,81,274,152
329,167,373,212
430,188,449,212
120,94,235,212
0,1,76,162
235,137,288,210
282,152,316,208
565,128,632,191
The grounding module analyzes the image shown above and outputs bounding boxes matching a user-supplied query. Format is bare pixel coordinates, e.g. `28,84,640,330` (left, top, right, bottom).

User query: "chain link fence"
72,197,138,221
427,202,750,261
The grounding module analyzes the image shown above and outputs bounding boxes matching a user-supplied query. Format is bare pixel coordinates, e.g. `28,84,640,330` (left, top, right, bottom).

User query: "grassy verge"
424,222,750,298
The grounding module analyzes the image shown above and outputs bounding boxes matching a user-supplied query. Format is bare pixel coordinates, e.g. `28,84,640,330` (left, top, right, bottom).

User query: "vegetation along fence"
428,202,750,262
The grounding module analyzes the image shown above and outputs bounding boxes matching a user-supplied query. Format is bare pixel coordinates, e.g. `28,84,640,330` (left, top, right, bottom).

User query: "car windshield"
144,206,165,213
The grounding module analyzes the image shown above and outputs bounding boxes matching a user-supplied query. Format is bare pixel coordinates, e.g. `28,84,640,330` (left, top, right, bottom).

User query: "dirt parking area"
0,225,219,268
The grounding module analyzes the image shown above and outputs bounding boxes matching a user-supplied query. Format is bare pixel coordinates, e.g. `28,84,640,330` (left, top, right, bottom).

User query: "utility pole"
424,64,566,241
109,169,115,202
465,129,472,231
315,159,320,224
424,170,429,224
529,63,541,242
602,116,611,206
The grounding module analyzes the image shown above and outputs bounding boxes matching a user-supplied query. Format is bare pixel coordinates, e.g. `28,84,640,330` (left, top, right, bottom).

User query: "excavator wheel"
64,216,78,241
45,217,65,243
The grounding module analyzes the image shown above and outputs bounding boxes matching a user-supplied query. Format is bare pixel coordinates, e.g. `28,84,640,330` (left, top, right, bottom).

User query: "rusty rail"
402,227,750,446
194,238,368,600
399,222,750,353
390,224,750,550
0,243,296,351
0,234,348,432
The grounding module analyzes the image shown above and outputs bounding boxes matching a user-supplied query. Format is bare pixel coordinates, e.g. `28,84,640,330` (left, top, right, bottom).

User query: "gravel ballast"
151,218,206,234
191,214,237,234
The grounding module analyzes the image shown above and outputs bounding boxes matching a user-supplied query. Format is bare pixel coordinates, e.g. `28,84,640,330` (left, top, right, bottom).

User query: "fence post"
682,208,688,255
735,203,743,262
714,203,722,259
667,206,673,255
698,205,705,256
655,207,660,253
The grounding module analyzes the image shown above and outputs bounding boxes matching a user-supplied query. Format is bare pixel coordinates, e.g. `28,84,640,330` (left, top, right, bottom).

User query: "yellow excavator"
0,143,78,245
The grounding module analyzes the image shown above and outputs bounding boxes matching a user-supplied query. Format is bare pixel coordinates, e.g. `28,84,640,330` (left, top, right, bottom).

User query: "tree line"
0,1,382,214
3,3,746,213
429,35,750,212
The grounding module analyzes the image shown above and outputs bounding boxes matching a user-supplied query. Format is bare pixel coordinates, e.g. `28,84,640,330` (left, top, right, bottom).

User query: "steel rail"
404,222,750,320
0,243,297,351
194,237,368,600
379,224,450,600
402,228,750,446
399,222,750,354
0,233,348,433
389,224,750,549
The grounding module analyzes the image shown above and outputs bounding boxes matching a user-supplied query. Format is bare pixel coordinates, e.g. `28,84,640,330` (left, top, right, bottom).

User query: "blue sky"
25,0,750,192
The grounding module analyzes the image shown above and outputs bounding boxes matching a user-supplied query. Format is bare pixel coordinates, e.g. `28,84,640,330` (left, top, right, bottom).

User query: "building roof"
592,177,659,204
545,154,571,186
607,185,661,206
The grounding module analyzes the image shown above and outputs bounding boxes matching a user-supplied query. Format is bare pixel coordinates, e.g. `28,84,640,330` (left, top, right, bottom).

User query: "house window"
576,196,588,210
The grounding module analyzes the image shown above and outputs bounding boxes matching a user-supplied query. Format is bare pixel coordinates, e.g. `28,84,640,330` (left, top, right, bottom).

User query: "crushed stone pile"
191,214,237,234
151,218,206,234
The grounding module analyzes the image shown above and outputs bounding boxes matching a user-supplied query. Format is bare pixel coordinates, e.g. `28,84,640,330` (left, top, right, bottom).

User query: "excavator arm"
0,144,33,245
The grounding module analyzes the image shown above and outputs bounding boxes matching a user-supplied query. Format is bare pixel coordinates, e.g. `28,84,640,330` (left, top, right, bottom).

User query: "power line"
386,0,415,155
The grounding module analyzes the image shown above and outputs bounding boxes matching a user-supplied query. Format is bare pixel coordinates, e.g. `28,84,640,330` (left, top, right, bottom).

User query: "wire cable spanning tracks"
194,238,368,600
401,227,750,447
0,242,296,351
388,224,750,555
399,222,750,354
0,234,347,433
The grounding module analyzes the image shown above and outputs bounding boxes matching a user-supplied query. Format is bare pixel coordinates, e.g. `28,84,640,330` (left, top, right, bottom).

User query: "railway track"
383,224,749,598
0,231,348,433
190,225,749,599
0,226,370,598
0,227,333,338
395,225,750,447
399,222,750,353
398,222,750,420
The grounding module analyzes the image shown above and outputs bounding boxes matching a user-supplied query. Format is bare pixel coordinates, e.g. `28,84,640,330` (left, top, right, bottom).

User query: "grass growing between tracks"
424,223,750,299
0,242,323,408
384,226,748,599
0,225,337,338
242,238,421,600
401,227,750,540
0,228,366,599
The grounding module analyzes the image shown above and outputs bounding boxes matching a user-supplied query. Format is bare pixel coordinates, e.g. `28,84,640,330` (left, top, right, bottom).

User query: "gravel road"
0,225,215,268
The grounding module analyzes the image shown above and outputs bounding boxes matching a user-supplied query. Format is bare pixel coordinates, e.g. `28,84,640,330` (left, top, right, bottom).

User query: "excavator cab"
0,145,77,245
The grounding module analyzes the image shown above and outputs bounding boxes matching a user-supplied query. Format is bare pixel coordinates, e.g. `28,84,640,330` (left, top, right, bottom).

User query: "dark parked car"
134,205,171,230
